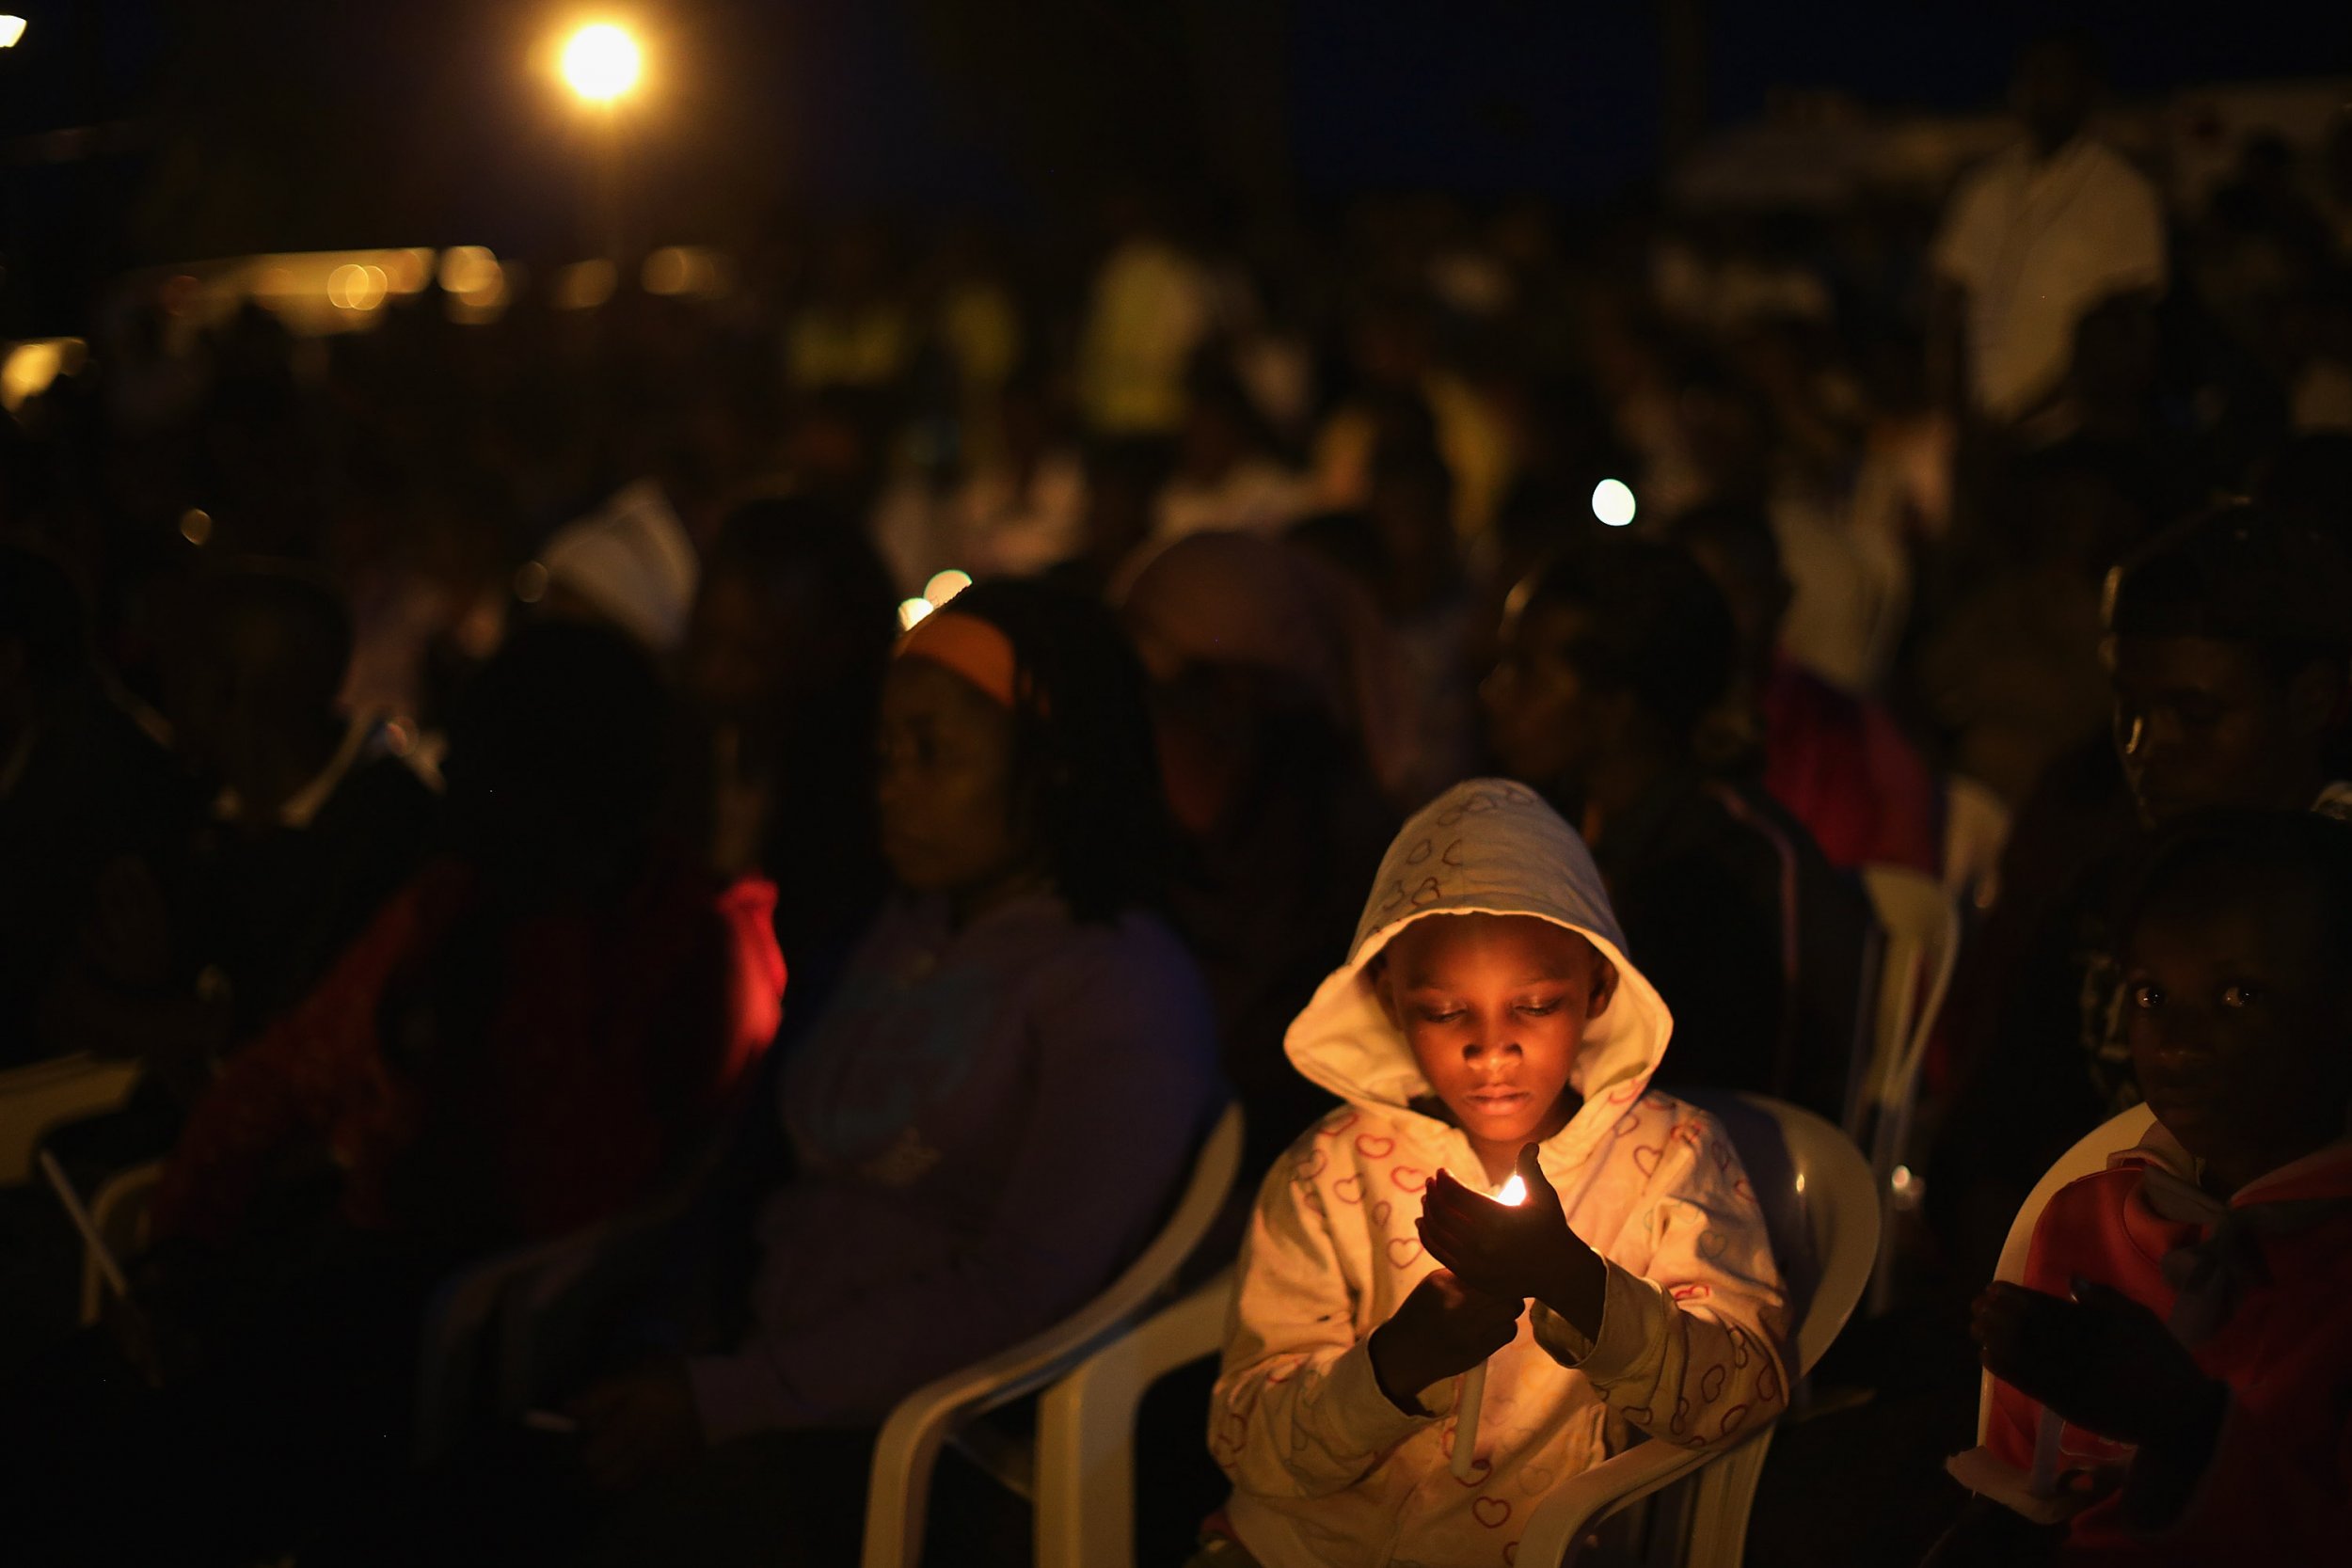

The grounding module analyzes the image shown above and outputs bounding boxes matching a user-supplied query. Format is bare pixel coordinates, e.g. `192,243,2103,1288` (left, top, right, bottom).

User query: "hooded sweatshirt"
1214,780,1789,1568
1977,1125,2352,1565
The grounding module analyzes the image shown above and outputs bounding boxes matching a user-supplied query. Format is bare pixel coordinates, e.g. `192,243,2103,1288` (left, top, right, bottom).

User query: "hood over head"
1284,779,1673,1140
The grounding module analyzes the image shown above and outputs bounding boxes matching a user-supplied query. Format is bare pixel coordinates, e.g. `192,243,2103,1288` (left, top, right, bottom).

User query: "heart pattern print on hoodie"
1212,780,1789,1568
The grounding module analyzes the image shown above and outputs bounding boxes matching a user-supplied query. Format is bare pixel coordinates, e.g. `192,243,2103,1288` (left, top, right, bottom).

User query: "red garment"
1759,657,1942,875
154,855,785,1248
1986,1133,2352,1565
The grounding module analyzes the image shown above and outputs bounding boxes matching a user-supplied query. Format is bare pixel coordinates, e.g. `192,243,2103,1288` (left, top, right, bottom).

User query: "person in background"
562,578,1222,1568
1294,436,1484,799
1482,536,1870,1123
0,543,186,1065
4,621,785,1568
1931,504,2352,1280
1677,502,1943,874
1153,371,1315,543
1933,810,2352,1567
1119,531,1408,1176
1203,780,1786,1568
678,494,900,1021
1931,34,2167,445
40,563,439,1180
1914,452,2151,808
152,617,784,1253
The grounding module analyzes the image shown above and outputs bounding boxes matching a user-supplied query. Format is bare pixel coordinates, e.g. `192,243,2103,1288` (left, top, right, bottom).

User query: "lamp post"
559,23,643,264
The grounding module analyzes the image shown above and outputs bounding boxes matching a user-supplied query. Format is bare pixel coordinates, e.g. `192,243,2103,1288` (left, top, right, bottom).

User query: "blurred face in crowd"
1483,590,1624,794
875,657,1036,905
2123,876,2352,1194
684,562,850,725
1376,912,1619,1166
2012,42,2092,156
2108,635,2340,826
683,569,773,721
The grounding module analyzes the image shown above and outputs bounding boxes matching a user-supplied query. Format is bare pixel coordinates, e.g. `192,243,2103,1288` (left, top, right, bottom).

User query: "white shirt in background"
1933,136,2168,423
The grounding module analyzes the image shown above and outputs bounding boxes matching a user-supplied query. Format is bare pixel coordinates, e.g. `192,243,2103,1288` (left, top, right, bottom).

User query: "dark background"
4,0,2349,331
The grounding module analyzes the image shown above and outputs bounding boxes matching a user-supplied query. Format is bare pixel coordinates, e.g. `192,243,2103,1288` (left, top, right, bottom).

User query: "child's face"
1377,912,1619,1159
2124,885,2352,1188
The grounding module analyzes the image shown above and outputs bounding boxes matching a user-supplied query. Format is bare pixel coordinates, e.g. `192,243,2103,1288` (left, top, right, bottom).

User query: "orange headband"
896,610,1024,709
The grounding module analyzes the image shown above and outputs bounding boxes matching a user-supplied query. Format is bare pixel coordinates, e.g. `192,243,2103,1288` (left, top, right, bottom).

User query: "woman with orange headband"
564,578,1224,1566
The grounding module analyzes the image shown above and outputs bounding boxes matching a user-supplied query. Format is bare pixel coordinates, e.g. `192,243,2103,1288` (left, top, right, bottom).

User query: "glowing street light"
1591,478,1637,529
562,24,641,103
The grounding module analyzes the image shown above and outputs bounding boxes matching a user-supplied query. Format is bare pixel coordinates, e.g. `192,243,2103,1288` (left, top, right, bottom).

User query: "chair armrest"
1034,1268,1234,1568
0,1054,142,1186
1517,1422,1780,1568
1516,1438,1711,1564
863,1271,1228,1568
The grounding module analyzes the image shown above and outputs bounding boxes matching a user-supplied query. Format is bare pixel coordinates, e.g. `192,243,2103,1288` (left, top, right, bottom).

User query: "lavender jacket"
689,891,1222,1439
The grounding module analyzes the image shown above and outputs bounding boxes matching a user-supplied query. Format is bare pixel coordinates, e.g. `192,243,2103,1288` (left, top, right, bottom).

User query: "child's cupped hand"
1973,1278,2225,1453
1369,1269,1526,1404
1418,1144,1606,1332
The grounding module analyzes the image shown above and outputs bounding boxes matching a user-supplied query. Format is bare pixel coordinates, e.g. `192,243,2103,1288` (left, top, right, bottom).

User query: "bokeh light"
562,24,642,103
437,246,501,298
1591,478,1637,529
326,263,389,311
553,259,619,310
898,597,935,632
1,339,86,412
923,569,973,608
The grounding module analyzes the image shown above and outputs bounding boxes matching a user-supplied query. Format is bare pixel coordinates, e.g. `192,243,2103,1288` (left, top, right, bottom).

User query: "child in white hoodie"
1206,779,1789,1568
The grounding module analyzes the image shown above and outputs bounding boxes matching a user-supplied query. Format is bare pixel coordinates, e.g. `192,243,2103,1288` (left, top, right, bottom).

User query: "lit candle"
1451,1171,1527,1481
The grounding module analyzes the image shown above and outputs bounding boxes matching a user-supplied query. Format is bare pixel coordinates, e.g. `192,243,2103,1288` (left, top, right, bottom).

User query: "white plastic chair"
76,1158,163,1325
1972,1102,2156,1447
0,1053,141,1185
861,1100,1245,1568
1942,776,2012,915
1851,865,1961,1314
1038,1093,1878,1568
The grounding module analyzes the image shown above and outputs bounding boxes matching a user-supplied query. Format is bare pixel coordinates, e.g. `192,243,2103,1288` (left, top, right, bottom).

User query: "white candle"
2027,1405,2064,1497
1450,1171,1527,1481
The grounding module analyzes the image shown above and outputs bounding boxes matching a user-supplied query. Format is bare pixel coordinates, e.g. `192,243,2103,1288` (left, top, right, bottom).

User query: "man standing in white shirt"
1931,37,2169,438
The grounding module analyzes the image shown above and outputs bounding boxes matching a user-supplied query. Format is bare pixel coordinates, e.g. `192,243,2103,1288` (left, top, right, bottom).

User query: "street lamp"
555,23,643,264
560,23,640,103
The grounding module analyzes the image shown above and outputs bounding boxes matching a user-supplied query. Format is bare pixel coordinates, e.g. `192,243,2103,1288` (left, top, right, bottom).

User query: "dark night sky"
2,0,2348,328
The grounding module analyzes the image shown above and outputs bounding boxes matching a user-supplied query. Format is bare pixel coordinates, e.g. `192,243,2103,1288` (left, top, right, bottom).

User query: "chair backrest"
1942,776,2012,914
1974,1102,2156,1444
0,1053,142,1186
1676,1090,1880,1378
862,1100,1244,1568
1852,866,1960,1164
78,1159,164,1326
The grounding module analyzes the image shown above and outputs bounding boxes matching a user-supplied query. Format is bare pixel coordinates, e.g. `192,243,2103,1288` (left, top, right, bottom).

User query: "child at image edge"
1206,779,1790,1568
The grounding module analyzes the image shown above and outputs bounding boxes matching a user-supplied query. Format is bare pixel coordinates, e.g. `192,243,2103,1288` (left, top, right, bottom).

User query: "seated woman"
1203,780,1787,1568
1939,809,2352,1565
565,578,1225,1566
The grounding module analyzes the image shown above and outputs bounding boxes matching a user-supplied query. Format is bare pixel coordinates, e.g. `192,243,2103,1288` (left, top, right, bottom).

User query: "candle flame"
1497,1174,1528,1206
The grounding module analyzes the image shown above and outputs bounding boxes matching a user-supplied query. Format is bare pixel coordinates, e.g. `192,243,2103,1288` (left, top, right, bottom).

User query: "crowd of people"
2,32,2350,1568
